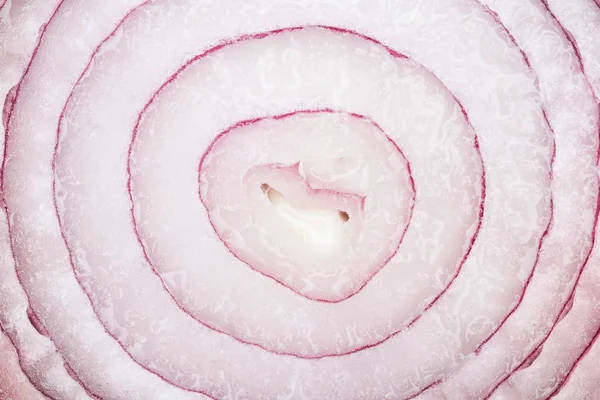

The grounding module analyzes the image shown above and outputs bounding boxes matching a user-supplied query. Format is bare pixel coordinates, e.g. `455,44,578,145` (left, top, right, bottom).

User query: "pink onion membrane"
0,0,599,399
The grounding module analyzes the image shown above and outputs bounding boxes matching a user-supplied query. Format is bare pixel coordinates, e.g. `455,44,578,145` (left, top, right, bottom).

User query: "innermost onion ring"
198,109,415,302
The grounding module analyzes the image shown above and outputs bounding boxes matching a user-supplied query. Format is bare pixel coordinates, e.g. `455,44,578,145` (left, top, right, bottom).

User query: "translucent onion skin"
0,0,599,399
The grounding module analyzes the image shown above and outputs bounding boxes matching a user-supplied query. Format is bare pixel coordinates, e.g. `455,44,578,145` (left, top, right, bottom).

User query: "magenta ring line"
46,1,217,398
485,191,600,400
402,1,565,397
3,3,564,400
483,1,600,397
450,1,600,399
2,1,209,399
485,1,600,398
5,3,576,400
191,108,416,304
548,293,600,398
409,0,600,397
36,17,410,397
50,22,484,399
0,324,52,400
4,2,576,396
48,24,484,399
25,308,102,399
121,23,486,358
0,0,106,398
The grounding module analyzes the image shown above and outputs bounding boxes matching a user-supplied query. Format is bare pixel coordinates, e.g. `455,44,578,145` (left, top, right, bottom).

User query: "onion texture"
1,0,600,399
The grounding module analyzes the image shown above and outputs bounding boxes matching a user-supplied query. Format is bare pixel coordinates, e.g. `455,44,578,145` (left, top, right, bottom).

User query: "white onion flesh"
0,0,599,399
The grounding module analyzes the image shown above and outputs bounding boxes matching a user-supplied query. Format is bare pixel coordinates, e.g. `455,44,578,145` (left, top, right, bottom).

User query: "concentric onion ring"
0,0,599,399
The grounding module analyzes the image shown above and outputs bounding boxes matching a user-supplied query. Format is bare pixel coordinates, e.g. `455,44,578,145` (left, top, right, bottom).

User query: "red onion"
0,0,599,399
